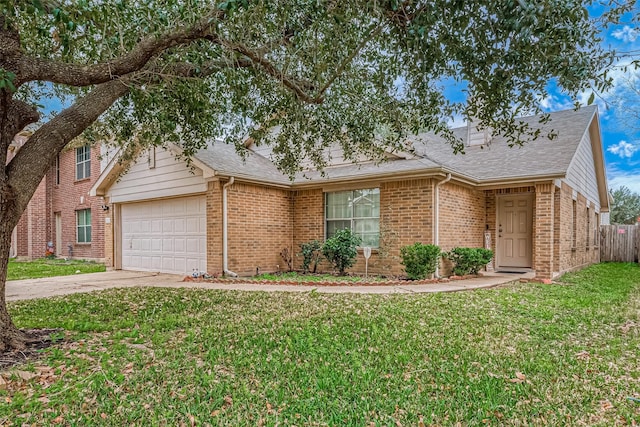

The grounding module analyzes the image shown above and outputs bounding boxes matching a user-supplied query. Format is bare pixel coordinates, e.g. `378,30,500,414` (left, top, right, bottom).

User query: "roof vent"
467,120,492,147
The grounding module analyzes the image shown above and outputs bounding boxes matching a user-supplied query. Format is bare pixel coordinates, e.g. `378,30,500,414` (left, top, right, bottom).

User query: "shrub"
280,247,293,272
444,247,493,276
322,229,361,275
299,240,322,274
400,243,441,280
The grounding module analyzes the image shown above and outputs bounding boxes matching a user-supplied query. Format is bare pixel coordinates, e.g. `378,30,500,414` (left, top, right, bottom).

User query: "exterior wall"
437,182,486,275
554,181,600,277
292,188,325,256
534,182,555,279
14,179,49,258
565,130,601,211
12,142,105,261
438,183,485,251
106,148,207,203
50,145,105,261
206,181,223,275
226,182,293,276
291,179,434,277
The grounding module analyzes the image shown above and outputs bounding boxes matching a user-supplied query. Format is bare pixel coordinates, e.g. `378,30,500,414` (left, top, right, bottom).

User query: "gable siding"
565,130,601,210
107,148,207,203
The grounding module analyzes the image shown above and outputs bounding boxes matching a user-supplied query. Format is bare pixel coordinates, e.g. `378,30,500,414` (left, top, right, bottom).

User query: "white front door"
120,196,207,275
497,195,533,269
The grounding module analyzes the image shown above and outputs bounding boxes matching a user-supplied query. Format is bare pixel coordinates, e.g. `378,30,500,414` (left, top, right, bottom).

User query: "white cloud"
612,25,639,43
608,168,640,194
538,94,573,112
607,140,639,158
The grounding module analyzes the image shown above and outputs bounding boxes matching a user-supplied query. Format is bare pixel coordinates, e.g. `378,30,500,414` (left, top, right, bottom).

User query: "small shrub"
299,240,322,274
280,247,293,272
322,229,362,275
400,243,440,280
444,247,493,275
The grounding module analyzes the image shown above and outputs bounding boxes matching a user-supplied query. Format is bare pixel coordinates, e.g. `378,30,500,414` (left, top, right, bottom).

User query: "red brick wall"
290,179,434,277
555,181,600,276
14,179,49,258
50,144,105,261
206,181,223,275
438,182,485,251
292,188,325,270
437,182,486,276
224,181,293,276
534,183,555,279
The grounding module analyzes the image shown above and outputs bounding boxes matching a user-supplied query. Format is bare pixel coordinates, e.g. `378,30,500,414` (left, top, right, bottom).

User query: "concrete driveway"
6,270,534,302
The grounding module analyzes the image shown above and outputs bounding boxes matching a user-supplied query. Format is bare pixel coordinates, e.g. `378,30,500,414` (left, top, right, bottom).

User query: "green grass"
2,263,639,425
253,271,385,282
7,258,106,281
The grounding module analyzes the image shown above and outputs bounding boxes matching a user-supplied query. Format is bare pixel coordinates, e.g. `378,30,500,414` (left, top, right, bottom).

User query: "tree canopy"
3,1,615,175
610,186,640,224
0,0,629,350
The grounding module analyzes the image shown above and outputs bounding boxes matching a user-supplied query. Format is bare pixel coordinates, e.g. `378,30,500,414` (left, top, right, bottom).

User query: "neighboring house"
91,106,608,280
9,139,111,262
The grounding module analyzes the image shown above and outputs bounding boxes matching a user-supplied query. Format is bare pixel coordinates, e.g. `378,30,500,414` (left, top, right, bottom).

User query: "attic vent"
467,122,492,147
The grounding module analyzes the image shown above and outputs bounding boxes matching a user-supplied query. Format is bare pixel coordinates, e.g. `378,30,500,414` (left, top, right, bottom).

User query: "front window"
76,145,91,180
325,188,380,247
76,209,92,243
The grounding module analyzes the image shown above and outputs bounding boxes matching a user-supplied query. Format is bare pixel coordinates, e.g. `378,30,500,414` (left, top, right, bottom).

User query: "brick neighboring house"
9,138,110,262
91,106,609,280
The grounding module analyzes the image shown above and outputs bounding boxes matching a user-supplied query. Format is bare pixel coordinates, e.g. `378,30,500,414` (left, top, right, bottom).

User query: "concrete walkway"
6,270,535,302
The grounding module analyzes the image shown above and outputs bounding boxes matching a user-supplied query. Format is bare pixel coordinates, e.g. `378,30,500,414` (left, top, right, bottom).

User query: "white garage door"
121,196,207,275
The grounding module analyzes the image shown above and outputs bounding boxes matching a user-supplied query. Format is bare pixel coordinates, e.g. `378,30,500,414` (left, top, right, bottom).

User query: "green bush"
444,247,493,275
322,229,362,275
400,243,441,280
299,240,322,274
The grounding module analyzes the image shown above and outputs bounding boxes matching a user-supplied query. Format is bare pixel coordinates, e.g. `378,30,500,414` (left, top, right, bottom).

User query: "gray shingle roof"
193,106,597,186
195,142,291,185
412,105,596,182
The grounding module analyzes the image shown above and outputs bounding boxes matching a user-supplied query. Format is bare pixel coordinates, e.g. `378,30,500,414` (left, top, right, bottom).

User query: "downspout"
434,173,452,277
223,177,238,277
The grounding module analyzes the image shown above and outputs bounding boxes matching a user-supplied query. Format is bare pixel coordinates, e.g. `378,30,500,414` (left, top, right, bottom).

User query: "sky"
541,8,640,194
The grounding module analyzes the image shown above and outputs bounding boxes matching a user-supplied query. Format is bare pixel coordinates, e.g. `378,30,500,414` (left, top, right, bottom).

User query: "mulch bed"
0,329,63,370
182,274,485,286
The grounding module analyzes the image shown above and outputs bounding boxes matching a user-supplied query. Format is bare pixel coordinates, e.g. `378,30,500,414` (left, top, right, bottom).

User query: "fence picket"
600,225,639,263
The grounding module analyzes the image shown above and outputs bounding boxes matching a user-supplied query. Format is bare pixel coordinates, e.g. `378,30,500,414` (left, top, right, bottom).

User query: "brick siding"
14,144,105,261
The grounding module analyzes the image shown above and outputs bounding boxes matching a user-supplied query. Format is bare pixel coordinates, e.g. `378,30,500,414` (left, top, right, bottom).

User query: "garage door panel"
121,196,207,275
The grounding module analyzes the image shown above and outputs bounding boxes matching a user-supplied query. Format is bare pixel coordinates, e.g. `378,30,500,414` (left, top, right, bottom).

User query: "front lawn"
3,263,639,425
7,258,106,281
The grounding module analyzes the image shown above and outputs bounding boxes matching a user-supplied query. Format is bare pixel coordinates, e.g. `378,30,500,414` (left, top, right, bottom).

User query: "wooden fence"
600,225,640,263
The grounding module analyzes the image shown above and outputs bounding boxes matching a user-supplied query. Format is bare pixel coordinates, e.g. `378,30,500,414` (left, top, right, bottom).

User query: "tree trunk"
0,191,26,352
0,80,131,352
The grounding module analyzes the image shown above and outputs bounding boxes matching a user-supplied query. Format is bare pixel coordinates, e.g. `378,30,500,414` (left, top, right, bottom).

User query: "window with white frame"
76,209,92,243
76,145,91,180
325,188,380,247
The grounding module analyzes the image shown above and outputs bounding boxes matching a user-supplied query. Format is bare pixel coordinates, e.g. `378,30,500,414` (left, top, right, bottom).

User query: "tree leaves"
2,0,616,178
610,186,640,224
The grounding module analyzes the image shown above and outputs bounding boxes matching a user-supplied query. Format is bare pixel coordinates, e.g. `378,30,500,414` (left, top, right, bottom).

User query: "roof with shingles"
411,105,597,182
193,106,598,186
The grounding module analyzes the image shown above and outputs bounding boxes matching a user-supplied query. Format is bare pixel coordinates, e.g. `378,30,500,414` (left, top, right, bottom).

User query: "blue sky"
543,9,640,194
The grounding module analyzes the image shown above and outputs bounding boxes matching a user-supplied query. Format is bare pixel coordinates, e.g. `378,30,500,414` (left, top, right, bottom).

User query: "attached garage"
120,196,207,275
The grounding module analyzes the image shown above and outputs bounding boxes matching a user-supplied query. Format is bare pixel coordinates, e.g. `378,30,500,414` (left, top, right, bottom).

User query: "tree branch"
7,78,130,213
14,10,225,87
215,37,322,104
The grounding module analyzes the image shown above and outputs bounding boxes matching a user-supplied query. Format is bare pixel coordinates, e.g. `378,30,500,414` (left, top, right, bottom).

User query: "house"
90,106,608,279
9,138,112,262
